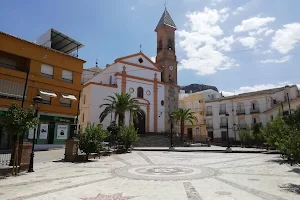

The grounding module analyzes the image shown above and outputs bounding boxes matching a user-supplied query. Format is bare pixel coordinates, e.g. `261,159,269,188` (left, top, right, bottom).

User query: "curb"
133,148,279,154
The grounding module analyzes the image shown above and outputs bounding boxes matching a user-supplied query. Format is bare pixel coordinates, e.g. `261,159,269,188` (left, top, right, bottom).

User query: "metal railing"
236,109,245,115
206,111,212,116
206,124,213,129
250,108,260,114
238,124,247,129
220,123,227,128
0,150,11,166
0,62,28,73
219,109,226,114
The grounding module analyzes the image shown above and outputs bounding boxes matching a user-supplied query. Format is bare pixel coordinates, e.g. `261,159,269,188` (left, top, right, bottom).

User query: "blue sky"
1,0,300,95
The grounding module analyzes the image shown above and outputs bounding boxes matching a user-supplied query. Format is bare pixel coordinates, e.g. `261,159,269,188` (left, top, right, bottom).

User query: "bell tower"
155,8,177,84
155,8,178,132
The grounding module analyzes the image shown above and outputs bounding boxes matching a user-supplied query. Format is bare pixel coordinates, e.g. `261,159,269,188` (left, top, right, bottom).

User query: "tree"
118,125,139,152
1,103,39,175
78,122,110,161
238,125,253,147
252,123,265,148
99,93,142,126
172,108,197,142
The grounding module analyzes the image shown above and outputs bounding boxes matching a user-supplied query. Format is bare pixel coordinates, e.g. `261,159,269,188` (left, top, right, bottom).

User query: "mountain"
180,84,219,93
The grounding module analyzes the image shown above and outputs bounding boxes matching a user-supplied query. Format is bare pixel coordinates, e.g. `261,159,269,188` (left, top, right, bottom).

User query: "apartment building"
0,29,85,149
179,89,221,142
205,85,299,143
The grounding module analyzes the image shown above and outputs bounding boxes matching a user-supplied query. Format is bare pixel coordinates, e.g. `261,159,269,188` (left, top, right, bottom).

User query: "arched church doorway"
134,110,146,134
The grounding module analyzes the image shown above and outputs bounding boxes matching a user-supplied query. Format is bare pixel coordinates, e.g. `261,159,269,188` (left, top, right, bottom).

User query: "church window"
138,58,143,63
161,100,165,106
158,39,162,51
137,87,144,98
168,39,173,50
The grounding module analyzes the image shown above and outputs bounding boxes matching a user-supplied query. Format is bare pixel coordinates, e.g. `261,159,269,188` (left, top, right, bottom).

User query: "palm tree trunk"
181,121,184,142
119,113,125,126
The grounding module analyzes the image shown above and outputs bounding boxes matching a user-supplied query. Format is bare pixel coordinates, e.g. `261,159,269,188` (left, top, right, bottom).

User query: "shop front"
27,115,75,147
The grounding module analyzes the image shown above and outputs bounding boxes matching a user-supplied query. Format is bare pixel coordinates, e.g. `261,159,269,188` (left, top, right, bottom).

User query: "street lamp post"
28,95,43,172
225,113,232,152
169,113,174,150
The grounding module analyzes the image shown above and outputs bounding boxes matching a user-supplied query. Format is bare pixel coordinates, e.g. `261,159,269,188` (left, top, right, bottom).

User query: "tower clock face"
169,66,174,71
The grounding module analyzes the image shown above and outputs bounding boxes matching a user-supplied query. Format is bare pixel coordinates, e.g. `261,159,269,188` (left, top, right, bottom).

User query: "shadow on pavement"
279,183,300,195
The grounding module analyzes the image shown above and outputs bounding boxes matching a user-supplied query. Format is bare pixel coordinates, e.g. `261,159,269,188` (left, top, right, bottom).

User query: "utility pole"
287,93,292,115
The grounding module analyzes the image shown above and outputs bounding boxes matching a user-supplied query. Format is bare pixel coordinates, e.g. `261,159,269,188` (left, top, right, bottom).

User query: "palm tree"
172,108,197,142
99,93,142,126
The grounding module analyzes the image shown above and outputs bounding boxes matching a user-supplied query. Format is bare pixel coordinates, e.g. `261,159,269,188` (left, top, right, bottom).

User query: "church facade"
79,8,178,133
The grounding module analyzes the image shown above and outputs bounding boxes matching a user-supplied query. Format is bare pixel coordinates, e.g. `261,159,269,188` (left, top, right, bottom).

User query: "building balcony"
206,111,212,116
236,109,245,115
206,124,213,129
219,109,226,115
250,108,260,114
238,124,247,129
220,123,227,129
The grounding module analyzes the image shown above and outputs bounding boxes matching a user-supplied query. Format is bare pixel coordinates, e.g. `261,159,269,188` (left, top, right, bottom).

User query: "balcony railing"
206,111,212,116
238,124,247,129
236,109,245,115
250,108,260,114
220,123,227,128
206,124,213,129
219,109,226,115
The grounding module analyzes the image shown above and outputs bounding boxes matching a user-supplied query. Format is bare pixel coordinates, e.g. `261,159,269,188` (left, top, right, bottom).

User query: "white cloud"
211,0,223,6
233,7,244,15
177,7,238,75
150,56,156,62
264,29,274,36
239,37,257,48
221,82,297,96
249,27,268,37
262,49,272,54
260,55,292,64
216,35,235,51
234,17,275,33
130,6,135,11
271,23,300,54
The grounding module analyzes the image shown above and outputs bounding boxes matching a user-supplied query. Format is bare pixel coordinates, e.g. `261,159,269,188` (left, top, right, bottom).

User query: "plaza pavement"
0,151,300,200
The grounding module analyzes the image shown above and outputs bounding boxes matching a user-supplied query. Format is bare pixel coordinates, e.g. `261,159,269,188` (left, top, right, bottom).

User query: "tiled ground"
0,151,300,200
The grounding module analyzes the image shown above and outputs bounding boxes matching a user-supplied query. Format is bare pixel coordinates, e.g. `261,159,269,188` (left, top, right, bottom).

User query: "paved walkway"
134,145,270,153
0,151,299,200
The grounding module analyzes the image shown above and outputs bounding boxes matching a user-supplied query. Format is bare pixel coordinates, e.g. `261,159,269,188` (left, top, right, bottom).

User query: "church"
79,8,179,133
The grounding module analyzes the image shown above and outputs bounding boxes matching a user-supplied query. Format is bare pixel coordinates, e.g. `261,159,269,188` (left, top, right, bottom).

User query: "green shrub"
238,125,253,147
78,122,110,160
118,125,139,151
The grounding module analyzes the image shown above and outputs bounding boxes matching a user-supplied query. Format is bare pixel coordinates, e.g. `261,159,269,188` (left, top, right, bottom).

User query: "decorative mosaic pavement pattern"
1,151,300,200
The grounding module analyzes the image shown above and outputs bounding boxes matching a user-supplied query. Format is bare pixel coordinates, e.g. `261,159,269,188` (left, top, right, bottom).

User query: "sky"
1,0,300,95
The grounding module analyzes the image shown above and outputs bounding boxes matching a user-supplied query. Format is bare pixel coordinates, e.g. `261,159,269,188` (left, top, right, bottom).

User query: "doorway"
48,122,55,144
134,110,146,134
187,128,193,140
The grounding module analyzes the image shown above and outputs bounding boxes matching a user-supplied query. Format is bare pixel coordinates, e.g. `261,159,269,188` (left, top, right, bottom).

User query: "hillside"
180,84,219,93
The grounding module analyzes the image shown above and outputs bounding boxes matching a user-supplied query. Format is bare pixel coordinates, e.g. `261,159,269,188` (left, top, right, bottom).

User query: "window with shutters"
41,64,53,78
62,70,73,83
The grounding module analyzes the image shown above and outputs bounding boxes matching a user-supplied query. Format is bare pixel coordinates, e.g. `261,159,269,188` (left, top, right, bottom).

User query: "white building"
205,85,300,143
79,8,179,134
79,52,167,133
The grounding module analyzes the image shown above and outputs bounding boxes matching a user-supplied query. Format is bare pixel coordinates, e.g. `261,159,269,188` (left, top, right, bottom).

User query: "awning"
39,90,57,98
61,94,77,101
